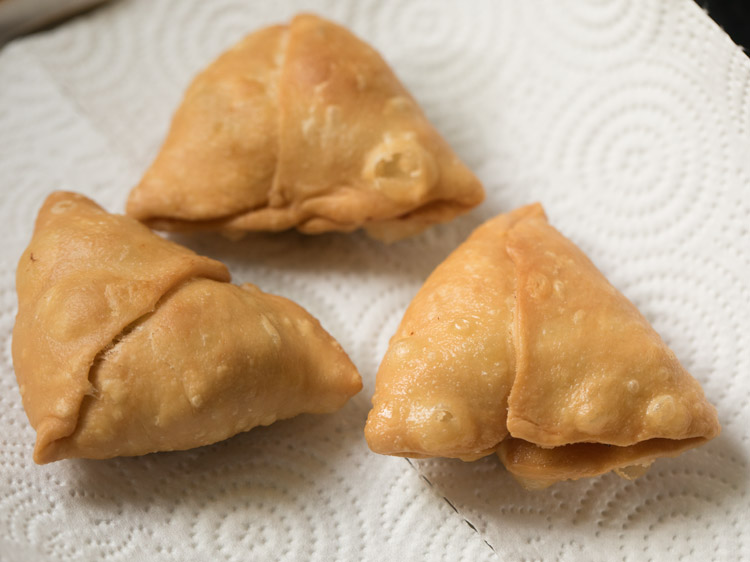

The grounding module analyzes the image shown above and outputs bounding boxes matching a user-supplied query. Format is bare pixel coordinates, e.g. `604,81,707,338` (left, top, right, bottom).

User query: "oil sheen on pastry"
13,192,362,464
126,14,484,242
364,204,719,488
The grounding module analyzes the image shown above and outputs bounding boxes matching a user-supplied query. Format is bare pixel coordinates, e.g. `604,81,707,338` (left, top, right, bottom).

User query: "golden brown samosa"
126,14,484,242
365,204,719,488
13,192,361,464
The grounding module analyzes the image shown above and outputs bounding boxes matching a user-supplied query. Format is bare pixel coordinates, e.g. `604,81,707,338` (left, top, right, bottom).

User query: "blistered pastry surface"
1,0,749,560
127,14,484,240
365,205,540,460
506,213,719,448
44,277,361,462
366,203,719,475
13,192,231,464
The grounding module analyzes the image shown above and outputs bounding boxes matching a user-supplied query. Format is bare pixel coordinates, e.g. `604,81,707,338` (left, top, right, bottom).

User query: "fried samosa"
13,192,361,464
126,14,484,242
365,204,719,488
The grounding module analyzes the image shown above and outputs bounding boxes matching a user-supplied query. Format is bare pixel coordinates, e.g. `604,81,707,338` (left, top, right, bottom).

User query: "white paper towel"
1,0,749,560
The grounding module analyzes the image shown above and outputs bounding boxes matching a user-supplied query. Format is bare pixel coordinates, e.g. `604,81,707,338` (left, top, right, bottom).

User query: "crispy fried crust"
13,192,361,463
126,14,484,242
365,204,719,487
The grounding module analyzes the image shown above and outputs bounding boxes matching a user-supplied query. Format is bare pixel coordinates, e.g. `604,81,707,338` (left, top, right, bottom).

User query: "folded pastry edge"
31,272,231,465
133,193,486,243
497,436,712,490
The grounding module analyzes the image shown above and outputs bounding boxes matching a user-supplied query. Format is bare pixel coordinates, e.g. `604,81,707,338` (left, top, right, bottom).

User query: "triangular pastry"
365,204,719,488
126,14,484,242
13,192,361,464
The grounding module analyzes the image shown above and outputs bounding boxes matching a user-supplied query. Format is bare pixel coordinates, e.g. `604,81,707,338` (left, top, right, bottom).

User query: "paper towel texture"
1,0,748,560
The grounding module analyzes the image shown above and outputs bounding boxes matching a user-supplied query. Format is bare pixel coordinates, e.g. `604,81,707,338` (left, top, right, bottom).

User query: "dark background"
697,0,750,52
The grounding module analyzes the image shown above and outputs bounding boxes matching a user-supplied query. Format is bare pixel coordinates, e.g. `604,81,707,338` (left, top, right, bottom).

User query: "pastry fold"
365,204,720,487
13,192,361,464
126,14,484,242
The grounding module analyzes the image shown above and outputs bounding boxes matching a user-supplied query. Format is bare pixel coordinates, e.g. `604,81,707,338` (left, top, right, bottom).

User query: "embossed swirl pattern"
1,0,749,560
